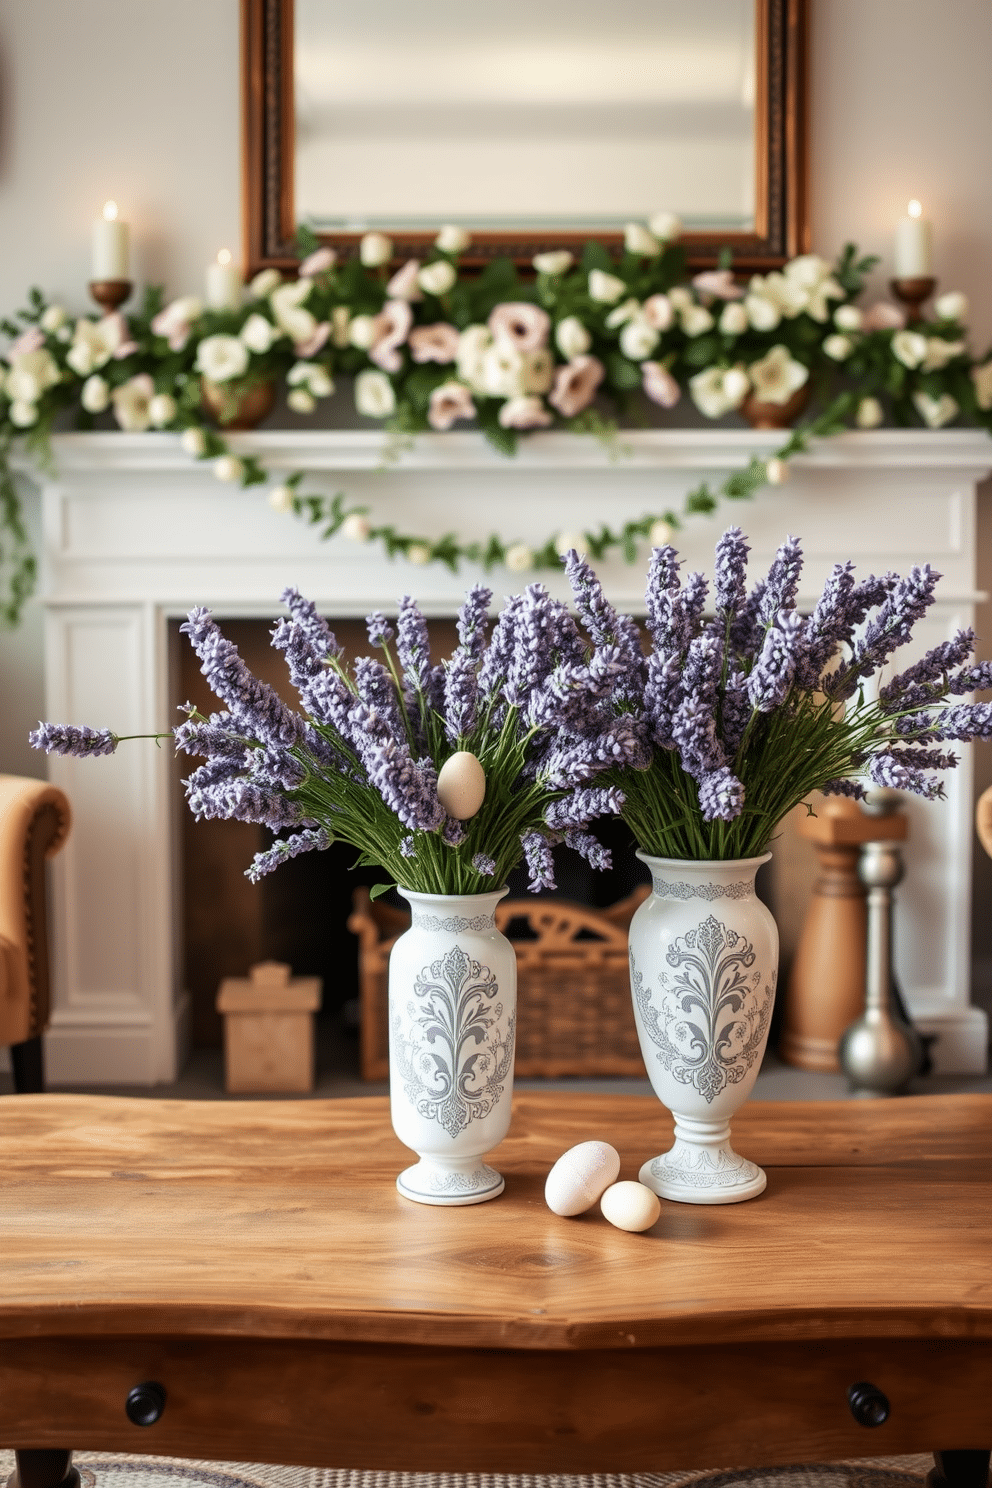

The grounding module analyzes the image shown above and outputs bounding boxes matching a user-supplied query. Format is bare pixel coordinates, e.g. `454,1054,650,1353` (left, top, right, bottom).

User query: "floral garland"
2,212,991,625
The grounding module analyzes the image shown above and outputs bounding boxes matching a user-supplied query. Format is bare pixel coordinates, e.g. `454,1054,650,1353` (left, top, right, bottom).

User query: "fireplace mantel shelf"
36,426,992,1085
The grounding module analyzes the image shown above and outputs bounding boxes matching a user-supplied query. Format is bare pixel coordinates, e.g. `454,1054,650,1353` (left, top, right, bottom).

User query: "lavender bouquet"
31,583,645,896
564,528,992,861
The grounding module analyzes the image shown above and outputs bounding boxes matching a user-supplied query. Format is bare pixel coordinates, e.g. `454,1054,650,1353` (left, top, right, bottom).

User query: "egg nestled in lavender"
436,750,486,820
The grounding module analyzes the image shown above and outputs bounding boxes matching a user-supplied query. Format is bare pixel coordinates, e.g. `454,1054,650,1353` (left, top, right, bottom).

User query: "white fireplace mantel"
34,428,992,1083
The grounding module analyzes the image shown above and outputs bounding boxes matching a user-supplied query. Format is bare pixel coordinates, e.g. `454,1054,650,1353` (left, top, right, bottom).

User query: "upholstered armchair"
0,775,71,1092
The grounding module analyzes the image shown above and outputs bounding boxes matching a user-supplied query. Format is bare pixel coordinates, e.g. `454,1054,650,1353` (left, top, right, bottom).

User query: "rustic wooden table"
1,1093,990,1488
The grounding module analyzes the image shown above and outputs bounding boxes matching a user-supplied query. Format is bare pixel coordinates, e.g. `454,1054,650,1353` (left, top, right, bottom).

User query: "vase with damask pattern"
388,886,516,1206
628,853,778,1205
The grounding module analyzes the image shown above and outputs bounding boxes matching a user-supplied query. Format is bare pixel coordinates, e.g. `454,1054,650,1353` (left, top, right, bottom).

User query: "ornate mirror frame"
242,0,809,274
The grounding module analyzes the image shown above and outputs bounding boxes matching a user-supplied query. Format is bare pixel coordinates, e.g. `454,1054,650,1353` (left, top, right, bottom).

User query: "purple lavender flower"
478,593,523,701
947,661,992,696
697,767,745,822
747,609,804,712
879,630,977,706
181,606,305,746
442,817,467,847
712,526,750,627
564,551,643,675
720,670,752,757
826,566,940,701
644,651,683,749
822,777,867,800
455,584,492,659
564,828,611,871
544,785,625,830
278,587,342,660
443,647,480,742
353,656,405,737
366,611,394,648
521,830,557,892
865,752,946,800
504,583,556,706
643,545,682,651
472,852,497,877
29,723,117,757
365,740,445,832
247,826,332,883
395,595,433,700
671,635,726,776
759,535,804,624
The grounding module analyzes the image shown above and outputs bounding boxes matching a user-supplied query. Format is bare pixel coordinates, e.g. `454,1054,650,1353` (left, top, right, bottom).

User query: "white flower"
6,348,60,402
605,297,639,329
151,296,202,351
406,543,431,566
765,457,789,485
913,391,959,429
892,330,927,369
555,316,591,359
498,395,552,429
348,314,378,350
479,344,553,399
354,369,395,418
359,232,393,268
418,260,457,297
342,512,372,541
824,334,853,361
785,254,833,288
856,396,884,429
436,224,470,254
748,344,809,404
863,301,905,331
268,484,294,513
195,333,249,384
719,302,749,335
56,326,71,343
834,304,863,332
504,543,534,572
65,319,112,376
456,325,493,391
667,286,693,313
40,305,66,332
213,455,244,483
288,360,333,397
240,313,279,354
111,373,155,432
331,306,351,347
648,210,681,242
744,291,781,332
287,387,315,414
148,393,176,427
81,375,110,413
649,518,674,546
641,294,673,331
533,250,573,276
689,366,738,419
270,279,316,344
299,246,336,277
922,338,966,372
680,304,715,337
971,361,992,411
722,366,750,405
935,290,968,323
386,260,422,302
9,400,37,427
555,530,587,557
624,222,659,256
620,318,659,361
249,268,282,298
588,269,626,304
181,427,207,457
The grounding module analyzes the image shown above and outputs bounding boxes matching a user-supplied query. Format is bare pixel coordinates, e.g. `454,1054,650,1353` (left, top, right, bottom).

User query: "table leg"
6,1450,80,1488
928,1451,992,1488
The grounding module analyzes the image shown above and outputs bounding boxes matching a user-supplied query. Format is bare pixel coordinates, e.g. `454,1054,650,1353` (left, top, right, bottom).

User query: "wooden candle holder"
889,275,936,323
88,279,133,314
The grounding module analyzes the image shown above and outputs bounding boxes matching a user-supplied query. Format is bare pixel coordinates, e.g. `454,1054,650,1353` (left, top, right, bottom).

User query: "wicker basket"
347,886,649,1081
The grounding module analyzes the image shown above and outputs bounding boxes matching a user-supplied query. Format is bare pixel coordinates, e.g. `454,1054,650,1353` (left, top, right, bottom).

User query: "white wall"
1,0,992,781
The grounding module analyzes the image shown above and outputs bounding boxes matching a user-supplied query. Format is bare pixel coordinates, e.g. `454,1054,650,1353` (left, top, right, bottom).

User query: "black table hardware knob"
125,1382,166,1426
848,1381,890,1427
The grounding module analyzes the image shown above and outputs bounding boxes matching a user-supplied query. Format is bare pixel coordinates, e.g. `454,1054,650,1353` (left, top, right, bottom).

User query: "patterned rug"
0,1450,935,1488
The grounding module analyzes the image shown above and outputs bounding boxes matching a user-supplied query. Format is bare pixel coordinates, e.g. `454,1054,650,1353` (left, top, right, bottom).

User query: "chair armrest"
0,776,71,1046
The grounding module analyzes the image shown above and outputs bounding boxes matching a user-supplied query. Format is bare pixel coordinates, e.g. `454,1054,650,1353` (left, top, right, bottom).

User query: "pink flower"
428,381,475,430
863,301,906,331
295,322,330,357
641,294,674,331
642,361,681,408
409,323,460,364
369,299,413,373
386,260,424,301
299,247,336,277
548,355,604,417
498,395,553,429
151,296,202,352
692,269,744,300
488,302,550,352
10,327,44,355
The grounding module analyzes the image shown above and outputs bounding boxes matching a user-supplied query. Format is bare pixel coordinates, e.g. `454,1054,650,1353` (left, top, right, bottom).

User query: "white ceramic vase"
389,887,516,1206
628,853,778,1205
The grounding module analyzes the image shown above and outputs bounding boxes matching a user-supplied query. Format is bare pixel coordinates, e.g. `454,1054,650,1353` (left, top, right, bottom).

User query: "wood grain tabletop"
2,1091,990,1351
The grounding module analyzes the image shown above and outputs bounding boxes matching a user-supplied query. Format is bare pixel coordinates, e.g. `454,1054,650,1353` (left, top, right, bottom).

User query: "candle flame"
102,201,119,222
217,249,232,265
908,199,923,219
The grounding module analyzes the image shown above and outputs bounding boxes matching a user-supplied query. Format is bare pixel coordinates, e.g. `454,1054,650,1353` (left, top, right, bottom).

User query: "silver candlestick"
838,791,922,1096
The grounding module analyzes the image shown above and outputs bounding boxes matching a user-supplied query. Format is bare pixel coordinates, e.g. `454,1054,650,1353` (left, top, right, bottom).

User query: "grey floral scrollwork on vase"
652,877,751,902
392,943,516,1137
410,910,496,933
630,913,775,1104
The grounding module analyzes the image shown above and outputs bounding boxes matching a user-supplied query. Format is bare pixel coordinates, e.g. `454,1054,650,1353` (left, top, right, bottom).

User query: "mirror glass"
294,0,757,236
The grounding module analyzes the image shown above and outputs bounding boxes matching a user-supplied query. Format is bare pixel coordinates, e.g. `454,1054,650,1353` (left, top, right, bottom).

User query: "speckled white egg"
600,1180,661,1233
436,750,486,820
544,1140,621,1217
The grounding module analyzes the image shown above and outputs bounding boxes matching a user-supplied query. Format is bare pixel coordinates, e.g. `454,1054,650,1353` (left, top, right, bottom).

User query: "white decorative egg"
544,1140,621,1217
600,1180,661,1233
436,750,486,820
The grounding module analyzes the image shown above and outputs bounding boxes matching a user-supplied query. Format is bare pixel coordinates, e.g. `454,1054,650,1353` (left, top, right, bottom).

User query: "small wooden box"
216,961,322,1094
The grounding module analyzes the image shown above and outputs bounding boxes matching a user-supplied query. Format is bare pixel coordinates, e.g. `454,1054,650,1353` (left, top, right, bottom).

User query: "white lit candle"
206,249,243,310
894,199,933,277
91,200,130,280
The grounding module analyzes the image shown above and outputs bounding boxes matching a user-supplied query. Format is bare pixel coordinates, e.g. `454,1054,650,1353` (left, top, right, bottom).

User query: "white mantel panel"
36,429,992,1082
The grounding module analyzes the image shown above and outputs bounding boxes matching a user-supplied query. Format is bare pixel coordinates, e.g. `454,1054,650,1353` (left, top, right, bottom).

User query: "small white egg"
436,750,486,820
600,1180,661,1233
544,1140,621,1217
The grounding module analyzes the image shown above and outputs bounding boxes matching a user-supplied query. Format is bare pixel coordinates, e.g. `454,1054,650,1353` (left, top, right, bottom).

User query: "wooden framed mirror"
243,0,808,274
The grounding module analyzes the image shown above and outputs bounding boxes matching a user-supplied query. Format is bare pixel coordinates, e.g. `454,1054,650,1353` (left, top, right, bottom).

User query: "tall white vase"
629,853,778,1205
389,887,516,1206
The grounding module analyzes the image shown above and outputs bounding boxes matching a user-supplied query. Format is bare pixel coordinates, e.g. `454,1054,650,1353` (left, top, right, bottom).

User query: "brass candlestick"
88,279,133,314
889,275,936,323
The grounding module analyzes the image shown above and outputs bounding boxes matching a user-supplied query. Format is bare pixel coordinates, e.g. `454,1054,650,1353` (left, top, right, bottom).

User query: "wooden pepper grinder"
780,796,907,1071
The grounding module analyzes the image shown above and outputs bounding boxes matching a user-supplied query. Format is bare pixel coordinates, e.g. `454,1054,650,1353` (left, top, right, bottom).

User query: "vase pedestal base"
638,1117,767,1205
396,1158,505,1206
